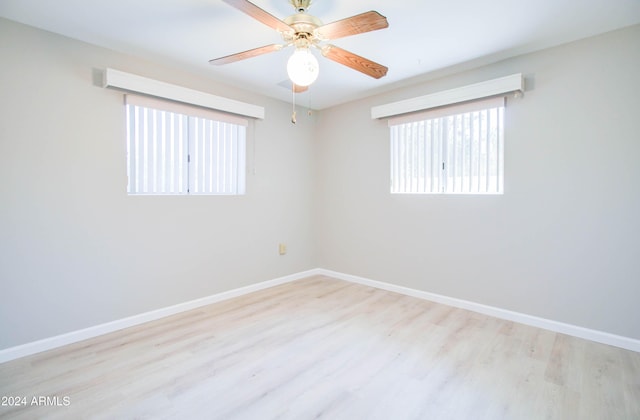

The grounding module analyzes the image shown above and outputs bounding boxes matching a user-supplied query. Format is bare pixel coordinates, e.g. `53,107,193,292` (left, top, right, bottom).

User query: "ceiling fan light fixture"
287,48,319,87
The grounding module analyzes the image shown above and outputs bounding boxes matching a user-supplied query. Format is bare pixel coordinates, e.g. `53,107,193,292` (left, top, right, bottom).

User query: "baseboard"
2,267,638,363
0,269,322,364
317,269,640,353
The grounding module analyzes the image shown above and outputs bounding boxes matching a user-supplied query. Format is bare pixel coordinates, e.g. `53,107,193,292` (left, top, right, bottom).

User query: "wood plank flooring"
1,275,639,419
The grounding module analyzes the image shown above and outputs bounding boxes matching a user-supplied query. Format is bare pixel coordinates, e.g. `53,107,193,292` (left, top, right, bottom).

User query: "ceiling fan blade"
315,11,388,40
209,44,283,65
321,45,388,79
222,0,293,34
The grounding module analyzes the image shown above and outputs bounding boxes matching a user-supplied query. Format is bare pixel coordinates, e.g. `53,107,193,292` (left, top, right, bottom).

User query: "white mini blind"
126,95,247,195
390,97,504,194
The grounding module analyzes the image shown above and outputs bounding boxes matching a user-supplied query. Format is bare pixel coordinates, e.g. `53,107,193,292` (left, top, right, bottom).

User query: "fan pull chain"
291,84,297,124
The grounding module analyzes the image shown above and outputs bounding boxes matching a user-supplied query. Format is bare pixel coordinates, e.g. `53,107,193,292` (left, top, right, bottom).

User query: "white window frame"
125,95,247,195
389,97,505,195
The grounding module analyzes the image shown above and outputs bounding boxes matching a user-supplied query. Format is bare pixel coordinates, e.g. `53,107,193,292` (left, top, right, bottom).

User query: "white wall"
314,24,640,340
0,18,317,349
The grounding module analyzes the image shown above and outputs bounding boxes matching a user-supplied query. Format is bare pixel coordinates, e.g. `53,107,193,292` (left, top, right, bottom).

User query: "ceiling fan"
210,0,389,91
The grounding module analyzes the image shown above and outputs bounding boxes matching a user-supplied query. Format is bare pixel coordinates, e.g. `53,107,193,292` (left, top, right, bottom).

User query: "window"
125,95,246,195
389,97,504,194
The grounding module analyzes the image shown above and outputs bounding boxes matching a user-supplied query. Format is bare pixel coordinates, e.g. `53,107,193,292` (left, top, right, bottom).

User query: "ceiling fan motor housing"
283,13,323,45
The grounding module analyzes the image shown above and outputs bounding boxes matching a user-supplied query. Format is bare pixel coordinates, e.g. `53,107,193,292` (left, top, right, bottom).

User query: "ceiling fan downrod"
290,0,312,13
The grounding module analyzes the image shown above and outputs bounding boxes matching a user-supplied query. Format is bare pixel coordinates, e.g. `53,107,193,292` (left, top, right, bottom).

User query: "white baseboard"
317,269,640,353
2,267,638,363
0,269,321,364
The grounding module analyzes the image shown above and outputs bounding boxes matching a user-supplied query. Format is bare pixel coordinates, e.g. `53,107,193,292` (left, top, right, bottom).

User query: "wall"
315,24,640,340
0,18,317,349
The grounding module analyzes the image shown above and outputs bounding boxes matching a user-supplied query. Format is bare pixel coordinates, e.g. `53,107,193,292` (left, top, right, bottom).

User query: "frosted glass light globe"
287,48,319,87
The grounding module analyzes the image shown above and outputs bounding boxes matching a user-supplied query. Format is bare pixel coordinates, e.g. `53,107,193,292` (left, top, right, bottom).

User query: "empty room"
1,0,639,418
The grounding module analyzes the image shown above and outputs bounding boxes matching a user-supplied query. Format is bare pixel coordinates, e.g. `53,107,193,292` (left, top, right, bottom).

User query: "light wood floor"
1,275,639,419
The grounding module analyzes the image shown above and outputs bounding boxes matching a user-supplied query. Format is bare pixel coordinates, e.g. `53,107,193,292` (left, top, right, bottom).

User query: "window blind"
389,97,504,194
125,95,247,195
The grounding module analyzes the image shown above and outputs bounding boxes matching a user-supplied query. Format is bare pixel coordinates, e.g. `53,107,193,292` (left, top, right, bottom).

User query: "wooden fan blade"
321,45,388,79
209,44,283,65
293,84,308,93
222,0,293,33
315,11,388,40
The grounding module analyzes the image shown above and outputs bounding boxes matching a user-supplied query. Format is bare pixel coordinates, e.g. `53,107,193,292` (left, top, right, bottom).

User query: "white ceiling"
2,0,639,109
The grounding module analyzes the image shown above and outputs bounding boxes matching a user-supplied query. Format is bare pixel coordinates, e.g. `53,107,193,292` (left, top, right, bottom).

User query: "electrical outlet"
278,243,287,255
